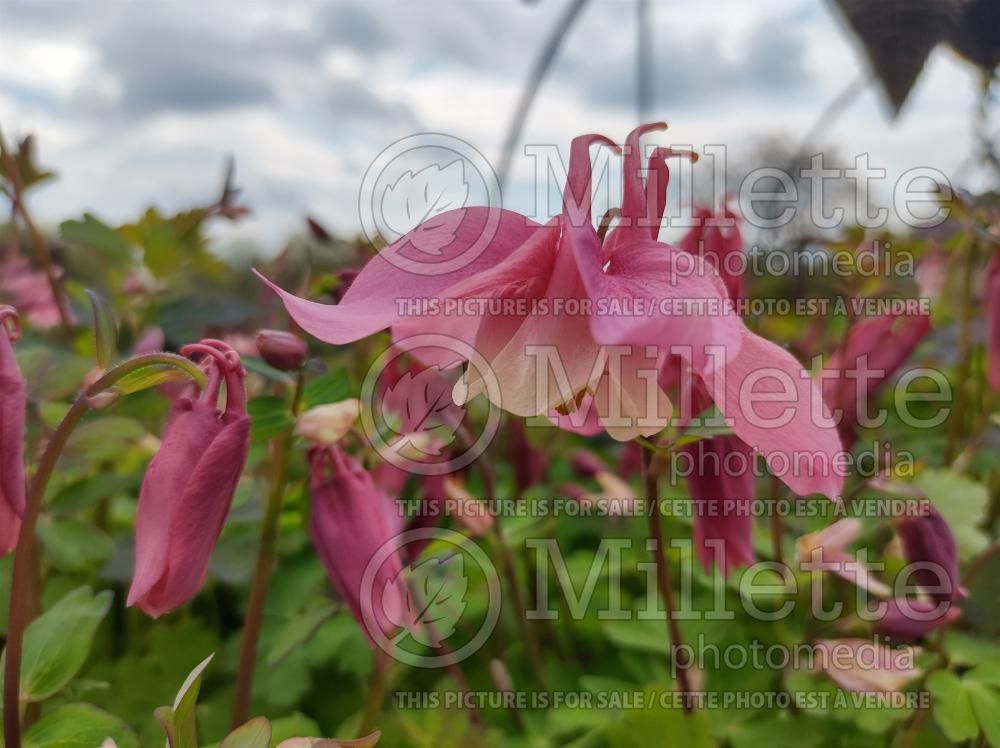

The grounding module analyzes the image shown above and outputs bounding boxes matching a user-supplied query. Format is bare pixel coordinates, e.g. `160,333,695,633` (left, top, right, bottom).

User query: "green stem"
473,451,548,690
231,369,304,728
946,233,978,463
358,649,391,737
640,445,694,713
3,398,88,748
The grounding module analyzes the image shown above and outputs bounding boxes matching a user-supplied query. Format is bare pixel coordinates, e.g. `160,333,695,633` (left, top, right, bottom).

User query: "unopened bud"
296,399,360,445
255,329,308,371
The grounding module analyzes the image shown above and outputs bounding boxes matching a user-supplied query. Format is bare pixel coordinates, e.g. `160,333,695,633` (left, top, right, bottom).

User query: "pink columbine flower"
309,445,407,645
128,340,250,617
258,124,842,493
822,312,930,447
0,306,25,554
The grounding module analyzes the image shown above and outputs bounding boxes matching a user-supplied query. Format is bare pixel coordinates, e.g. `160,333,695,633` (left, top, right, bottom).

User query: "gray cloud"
564,22,813,111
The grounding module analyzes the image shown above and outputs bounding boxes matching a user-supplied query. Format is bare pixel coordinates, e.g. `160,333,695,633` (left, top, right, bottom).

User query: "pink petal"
256,207,540,345
703,331,844,498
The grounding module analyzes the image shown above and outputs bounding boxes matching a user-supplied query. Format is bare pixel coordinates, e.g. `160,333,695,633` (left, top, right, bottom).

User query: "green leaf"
113,363,193,396
66,418,147,461
221,717,271,748
927,671,978,742
3,587,113,702
916,469,990,560
247,396,294,444
302,370,351,410
968,662,1000,688
47,474,133,515
603,683,712,748
85,290,118,368
155,653,214,748
267,603,338,666
966,681,1000,746
23,703,138,748
60,213,131,262
242,356,295,386
601,619,669,656
36,517,114,571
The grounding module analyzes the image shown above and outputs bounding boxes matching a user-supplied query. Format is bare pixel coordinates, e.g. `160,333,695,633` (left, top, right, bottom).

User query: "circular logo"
360,333,502,476
361,527,501,668
357,133,503,276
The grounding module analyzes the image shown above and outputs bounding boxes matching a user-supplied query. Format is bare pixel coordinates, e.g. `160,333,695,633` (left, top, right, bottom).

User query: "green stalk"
640,444,694,713
231,370,305,728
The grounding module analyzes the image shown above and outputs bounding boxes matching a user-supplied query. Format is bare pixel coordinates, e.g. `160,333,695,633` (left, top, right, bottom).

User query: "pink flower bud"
896,506,965,603
569,449,606,479
128,339,250,617
986,250,1000,391
296,400,360,445
255,329,308,371
813,639,921,693
0,307,25,554
309,445,407,645
874,597,961,640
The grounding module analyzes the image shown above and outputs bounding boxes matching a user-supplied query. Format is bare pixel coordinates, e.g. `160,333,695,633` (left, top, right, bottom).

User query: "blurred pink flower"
0,307,25,554
813,639,920,693
822,312,931,447
986,250,1000,391
309,444,407,645
0,257,74,329
796,518,891,597
128,340,250,617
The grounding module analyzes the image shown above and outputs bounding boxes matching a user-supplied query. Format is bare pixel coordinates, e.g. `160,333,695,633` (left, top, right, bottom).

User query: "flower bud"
128,340,250,617
569,449,606,479
309,445,406,645
0,306,25,554
255,329,308,371
896,507,965,603
296,399,360,445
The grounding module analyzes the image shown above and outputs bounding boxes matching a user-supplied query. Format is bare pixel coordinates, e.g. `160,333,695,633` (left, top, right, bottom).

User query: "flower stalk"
231,368,304,728
640,444,694,713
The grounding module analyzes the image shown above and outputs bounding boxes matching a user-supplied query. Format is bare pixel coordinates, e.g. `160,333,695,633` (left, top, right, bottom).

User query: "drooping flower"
309,445,407,645
822,311,931,447
795,518,891,597
672,205,756,575
812,639,921,693
0,306,25,554
296,399,361,445
986,249,1000,392
677,203,744,301
894,506,966,604
128,340,250,617
258,124,843,492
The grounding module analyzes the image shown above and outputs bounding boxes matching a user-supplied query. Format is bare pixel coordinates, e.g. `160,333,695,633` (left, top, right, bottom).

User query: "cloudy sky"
0,0,993,251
